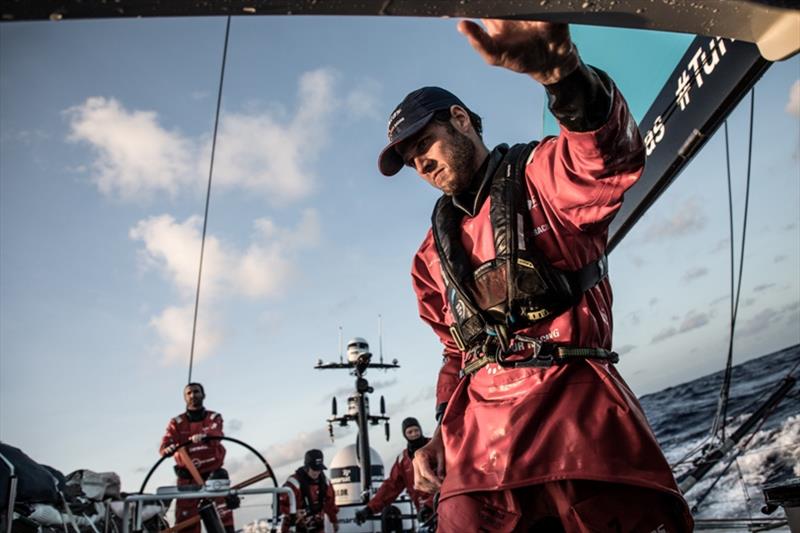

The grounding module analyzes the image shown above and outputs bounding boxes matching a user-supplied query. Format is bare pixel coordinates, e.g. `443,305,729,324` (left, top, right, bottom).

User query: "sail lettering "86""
643,115,665,156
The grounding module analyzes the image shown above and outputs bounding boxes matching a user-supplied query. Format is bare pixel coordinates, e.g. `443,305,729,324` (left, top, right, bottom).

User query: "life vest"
431,142,608,354
291,468,327,515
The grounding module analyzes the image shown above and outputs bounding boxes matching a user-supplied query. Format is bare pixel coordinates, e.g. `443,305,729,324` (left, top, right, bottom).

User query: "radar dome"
328,444,384,506
346,337,370,364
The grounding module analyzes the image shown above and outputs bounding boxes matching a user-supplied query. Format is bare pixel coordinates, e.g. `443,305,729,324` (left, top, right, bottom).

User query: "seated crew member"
376,19,693,533
355,417,434,525
279,449,339,533
159,382,234,533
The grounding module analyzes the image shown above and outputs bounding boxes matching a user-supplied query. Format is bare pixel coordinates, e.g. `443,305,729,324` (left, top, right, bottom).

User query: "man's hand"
189,433,207,444
412,426,445,492
457,19,579,85
354,507,372,525
162,443,178,456
332,522,339,532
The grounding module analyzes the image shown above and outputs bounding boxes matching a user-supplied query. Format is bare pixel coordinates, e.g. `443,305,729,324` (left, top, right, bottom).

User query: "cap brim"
310,464,327,471
377,113,434,177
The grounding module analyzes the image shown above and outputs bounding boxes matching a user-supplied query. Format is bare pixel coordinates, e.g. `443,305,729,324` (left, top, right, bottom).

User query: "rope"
188,16,231,384
709,87,755,441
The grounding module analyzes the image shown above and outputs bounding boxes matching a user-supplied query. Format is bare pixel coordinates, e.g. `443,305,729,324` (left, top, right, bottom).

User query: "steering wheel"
138,436,280,530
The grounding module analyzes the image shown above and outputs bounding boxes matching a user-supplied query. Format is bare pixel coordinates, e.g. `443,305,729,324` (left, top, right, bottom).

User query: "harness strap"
461,345,618,377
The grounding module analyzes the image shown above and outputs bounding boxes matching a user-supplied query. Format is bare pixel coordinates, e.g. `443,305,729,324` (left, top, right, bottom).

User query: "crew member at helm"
159,382,234,533
279,449,339,533
377,19,692,532
354,417,435,525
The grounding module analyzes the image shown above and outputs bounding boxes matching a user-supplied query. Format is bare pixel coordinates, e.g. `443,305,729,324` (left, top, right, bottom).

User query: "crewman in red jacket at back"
279,449,339,532
159,382,234,533
354,417,435,526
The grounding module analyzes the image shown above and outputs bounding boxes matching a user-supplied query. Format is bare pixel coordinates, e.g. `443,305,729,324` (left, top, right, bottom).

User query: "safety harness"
431,143,617,375
294,468,327,515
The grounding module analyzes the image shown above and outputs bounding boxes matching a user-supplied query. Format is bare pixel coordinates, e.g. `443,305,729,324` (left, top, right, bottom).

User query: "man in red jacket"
279,449,339,533
160,382,234,533
354,417,435,525
377,20,693,532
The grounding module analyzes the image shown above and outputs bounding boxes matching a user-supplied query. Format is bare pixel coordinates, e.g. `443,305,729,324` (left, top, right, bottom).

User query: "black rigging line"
709,87,755,442
188,16,231,384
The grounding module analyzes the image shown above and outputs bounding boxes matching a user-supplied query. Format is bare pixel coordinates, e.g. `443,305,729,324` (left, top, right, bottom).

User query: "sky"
1,14,798,526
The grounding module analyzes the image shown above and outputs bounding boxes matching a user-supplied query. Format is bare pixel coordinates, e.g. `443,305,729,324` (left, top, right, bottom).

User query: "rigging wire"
709,87,756,442
690,373,784,512
188,16,232,384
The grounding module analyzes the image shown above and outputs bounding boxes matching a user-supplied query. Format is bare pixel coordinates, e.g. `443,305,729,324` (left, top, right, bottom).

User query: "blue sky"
1,15,798,525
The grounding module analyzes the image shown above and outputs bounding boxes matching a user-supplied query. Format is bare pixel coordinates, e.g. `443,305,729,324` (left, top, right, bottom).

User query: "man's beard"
442,126,476,195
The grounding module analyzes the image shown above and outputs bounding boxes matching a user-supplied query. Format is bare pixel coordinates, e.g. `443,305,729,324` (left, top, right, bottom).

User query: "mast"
316,334,399,501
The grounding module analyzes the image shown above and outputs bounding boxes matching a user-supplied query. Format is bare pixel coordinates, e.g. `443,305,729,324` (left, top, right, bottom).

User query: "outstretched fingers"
457,19,499,66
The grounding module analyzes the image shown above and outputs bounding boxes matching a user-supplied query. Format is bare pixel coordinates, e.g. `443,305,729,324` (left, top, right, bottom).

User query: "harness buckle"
495,337,556,368
449,325,466,352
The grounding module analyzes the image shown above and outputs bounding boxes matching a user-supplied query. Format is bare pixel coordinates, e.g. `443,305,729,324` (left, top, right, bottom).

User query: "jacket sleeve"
532,67,645,235
159,418,178,456
366,456,407,514
324,481,338,524
206,412,225,438
207,412,226,469
411,233,463,417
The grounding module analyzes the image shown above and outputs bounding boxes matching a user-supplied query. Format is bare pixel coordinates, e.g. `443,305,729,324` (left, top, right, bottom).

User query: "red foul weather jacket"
411,78,689,515
279,469,339,528
366,449,434,514
160,409,226,475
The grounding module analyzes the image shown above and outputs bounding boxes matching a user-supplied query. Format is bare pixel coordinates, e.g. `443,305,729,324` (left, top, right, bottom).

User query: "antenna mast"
378,314,384,364
338,326,343,364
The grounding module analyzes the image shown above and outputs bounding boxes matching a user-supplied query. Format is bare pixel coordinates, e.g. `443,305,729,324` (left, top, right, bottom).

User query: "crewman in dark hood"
159,382,234,533
355,417,435,525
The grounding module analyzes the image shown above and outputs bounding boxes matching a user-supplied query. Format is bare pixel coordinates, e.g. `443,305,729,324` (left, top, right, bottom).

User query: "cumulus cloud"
682,266,709,282
710,294,729,306
644,198,707,241
345,78,382,120
66,97,196,200
615,344,636,356
678,310,711,332
652,326,678,343
710,238,728,253
737,307,781,338
240,428,339,475
322,378,399,404
131,215,225,297
227,424,371,480
131,211,321,363
149,304,222,365
227,419,243,433
651,310,712,343
67,69,377,203
392,386,436,411
774,255,787,263
787,80,800,118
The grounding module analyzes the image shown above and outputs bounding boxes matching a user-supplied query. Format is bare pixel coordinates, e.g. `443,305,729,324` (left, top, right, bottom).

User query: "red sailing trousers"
437,479,691,532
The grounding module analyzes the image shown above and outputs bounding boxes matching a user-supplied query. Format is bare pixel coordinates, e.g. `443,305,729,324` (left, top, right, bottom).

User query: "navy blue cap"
304,449,327,470
378,87,467,176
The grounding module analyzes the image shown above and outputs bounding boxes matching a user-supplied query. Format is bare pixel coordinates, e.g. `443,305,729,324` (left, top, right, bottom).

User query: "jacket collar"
451,144,508,218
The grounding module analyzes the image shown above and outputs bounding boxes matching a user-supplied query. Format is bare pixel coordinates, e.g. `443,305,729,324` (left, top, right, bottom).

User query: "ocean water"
639,344,800,527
